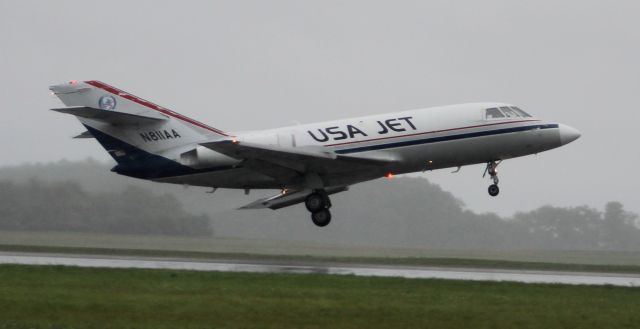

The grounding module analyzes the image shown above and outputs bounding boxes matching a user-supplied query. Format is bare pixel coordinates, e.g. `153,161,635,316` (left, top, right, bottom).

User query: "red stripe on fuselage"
85,80,229,137
324,119,541,147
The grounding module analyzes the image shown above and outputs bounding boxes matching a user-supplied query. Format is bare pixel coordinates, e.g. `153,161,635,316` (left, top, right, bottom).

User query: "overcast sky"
0,0,638,216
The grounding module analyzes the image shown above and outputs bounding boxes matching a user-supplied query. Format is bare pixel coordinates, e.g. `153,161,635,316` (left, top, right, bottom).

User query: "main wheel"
311,209,332,227
305,193,326,212
488,184,500,197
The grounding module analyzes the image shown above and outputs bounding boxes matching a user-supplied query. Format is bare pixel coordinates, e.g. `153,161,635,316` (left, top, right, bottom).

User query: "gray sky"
1,0,638,216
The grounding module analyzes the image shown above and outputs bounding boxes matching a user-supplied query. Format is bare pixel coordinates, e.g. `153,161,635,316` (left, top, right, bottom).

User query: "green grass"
0,265,638,329
3,243,640,274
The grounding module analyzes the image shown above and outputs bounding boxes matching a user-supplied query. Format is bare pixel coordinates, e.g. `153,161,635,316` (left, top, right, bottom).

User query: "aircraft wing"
200,140,395,176
51,106,168,125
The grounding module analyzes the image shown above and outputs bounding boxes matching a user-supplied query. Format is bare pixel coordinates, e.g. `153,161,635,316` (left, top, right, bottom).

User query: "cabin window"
500,106,519,118
510,106,532,117
485,108,505,119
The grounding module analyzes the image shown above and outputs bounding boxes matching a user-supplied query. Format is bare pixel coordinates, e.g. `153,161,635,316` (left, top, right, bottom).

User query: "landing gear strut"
483,160,501,197
305,190,332,227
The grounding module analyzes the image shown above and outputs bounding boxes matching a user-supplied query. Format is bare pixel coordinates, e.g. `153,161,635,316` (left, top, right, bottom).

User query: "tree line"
0,160,638,251
0,179,212,236
330,178,640,251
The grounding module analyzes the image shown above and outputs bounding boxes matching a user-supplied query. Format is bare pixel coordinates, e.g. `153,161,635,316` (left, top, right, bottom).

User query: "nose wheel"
483,160,501,197
305,190,332,227
488,184,500,196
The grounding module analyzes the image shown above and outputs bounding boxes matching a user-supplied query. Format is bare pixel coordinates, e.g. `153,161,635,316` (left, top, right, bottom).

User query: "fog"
1,160,638,252
0,1,638,221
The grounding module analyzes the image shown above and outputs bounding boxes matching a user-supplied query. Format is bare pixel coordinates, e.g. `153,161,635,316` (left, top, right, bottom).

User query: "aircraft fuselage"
157,103,577,189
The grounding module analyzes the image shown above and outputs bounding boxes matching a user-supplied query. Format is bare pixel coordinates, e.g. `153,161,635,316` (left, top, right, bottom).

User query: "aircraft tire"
311,209,332,227
488,184,500,197
305,193,326,212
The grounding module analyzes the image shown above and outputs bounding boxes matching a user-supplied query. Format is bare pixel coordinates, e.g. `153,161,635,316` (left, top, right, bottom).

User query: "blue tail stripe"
84,125,233,179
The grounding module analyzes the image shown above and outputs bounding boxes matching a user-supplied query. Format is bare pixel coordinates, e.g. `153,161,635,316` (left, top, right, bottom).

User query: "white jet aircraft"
50,80,580,227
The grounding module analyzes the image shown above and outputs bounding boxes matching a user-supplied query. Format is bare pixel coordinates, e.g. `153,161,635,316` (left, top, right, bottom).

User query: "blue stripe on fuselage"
334,124,559,154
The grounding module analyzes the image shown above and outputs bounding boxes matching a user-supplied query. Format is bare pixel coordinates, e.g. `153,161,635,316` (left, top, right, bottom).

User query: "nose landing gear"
484,160,501,197
305,190,332,227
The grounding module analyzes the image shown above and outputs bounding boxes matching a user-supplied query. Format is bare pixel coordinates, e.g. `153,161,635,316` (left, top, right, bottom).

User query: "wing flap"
73,130,94,139
240,186,349,210
51,106,168,125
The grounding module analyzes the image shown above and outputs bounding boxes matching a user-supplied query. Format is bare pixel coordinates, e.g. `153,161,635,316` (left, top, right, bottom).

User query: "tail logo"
98,95,117,110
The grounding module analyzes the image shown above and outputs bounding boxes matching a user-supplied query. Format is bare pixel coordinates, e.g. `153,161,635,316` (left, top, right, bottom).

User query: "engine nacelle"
179,146,240,169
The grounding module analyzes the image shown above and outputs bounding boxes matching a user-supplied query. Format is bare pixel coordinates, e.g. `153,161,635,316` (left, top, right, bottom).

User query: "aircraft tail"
50,80,231,178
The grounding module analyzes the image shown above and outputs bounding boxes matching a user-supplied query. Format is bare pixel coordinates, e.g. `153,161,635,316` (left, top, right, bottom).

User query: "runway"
1,252,639,287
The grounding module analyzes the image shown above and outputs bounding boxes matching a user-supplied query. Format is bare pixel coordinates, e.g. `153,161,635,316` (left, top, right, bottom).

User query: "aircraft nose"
558,124,581,145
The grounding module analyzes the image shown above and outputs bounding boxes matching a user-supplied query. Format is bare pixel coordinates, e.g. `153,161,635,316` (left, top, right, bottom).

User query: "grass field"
0,265,638,329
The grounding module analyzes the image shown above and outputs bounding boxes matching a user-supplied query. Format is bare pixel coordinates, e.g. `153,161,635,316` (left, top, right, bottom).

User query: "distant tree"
511,206,602,250
600,202,640,250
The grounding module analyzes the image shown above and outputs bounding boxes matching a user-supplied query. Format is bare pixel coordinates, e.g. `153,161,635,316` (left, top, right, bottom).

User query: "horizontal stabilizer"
73,130,94,139
50,80,229,136
51,106,167,125
240,186,349,210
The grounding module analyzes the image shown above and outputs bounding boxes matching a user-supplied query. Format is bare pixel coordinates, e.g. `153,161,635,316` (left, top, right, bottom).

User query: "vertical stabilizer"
50,80,231,171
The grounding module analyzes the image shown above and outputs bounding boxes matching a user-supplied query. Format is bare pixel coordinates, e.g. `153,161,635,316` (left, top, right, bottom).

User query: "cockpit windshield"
485,106,532,120
510,106,532,117
500,107,518,118
485,108,505,119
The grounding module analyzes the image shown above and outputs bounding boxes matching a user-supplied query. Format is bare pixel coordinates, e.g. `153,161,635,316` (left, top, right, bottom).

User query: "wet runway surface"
1,252,639,287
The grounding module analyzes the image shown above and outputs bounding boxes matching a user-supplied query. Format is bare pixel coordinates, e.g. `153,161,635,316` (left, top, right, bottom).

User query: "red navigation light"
385,172,394,179
69,80,78,85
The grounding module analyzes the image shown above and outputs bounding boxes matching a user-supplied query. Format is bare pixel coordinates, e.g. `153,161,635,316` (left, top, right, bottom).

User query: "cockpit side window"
500,106,519,118
485,108,505,119
510,106,532,117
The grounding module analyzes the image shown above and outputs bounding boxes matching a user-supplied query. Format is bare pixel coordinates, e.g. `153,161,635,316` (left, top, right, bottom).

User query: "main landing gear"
305,190,332,227
483,160,501,197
